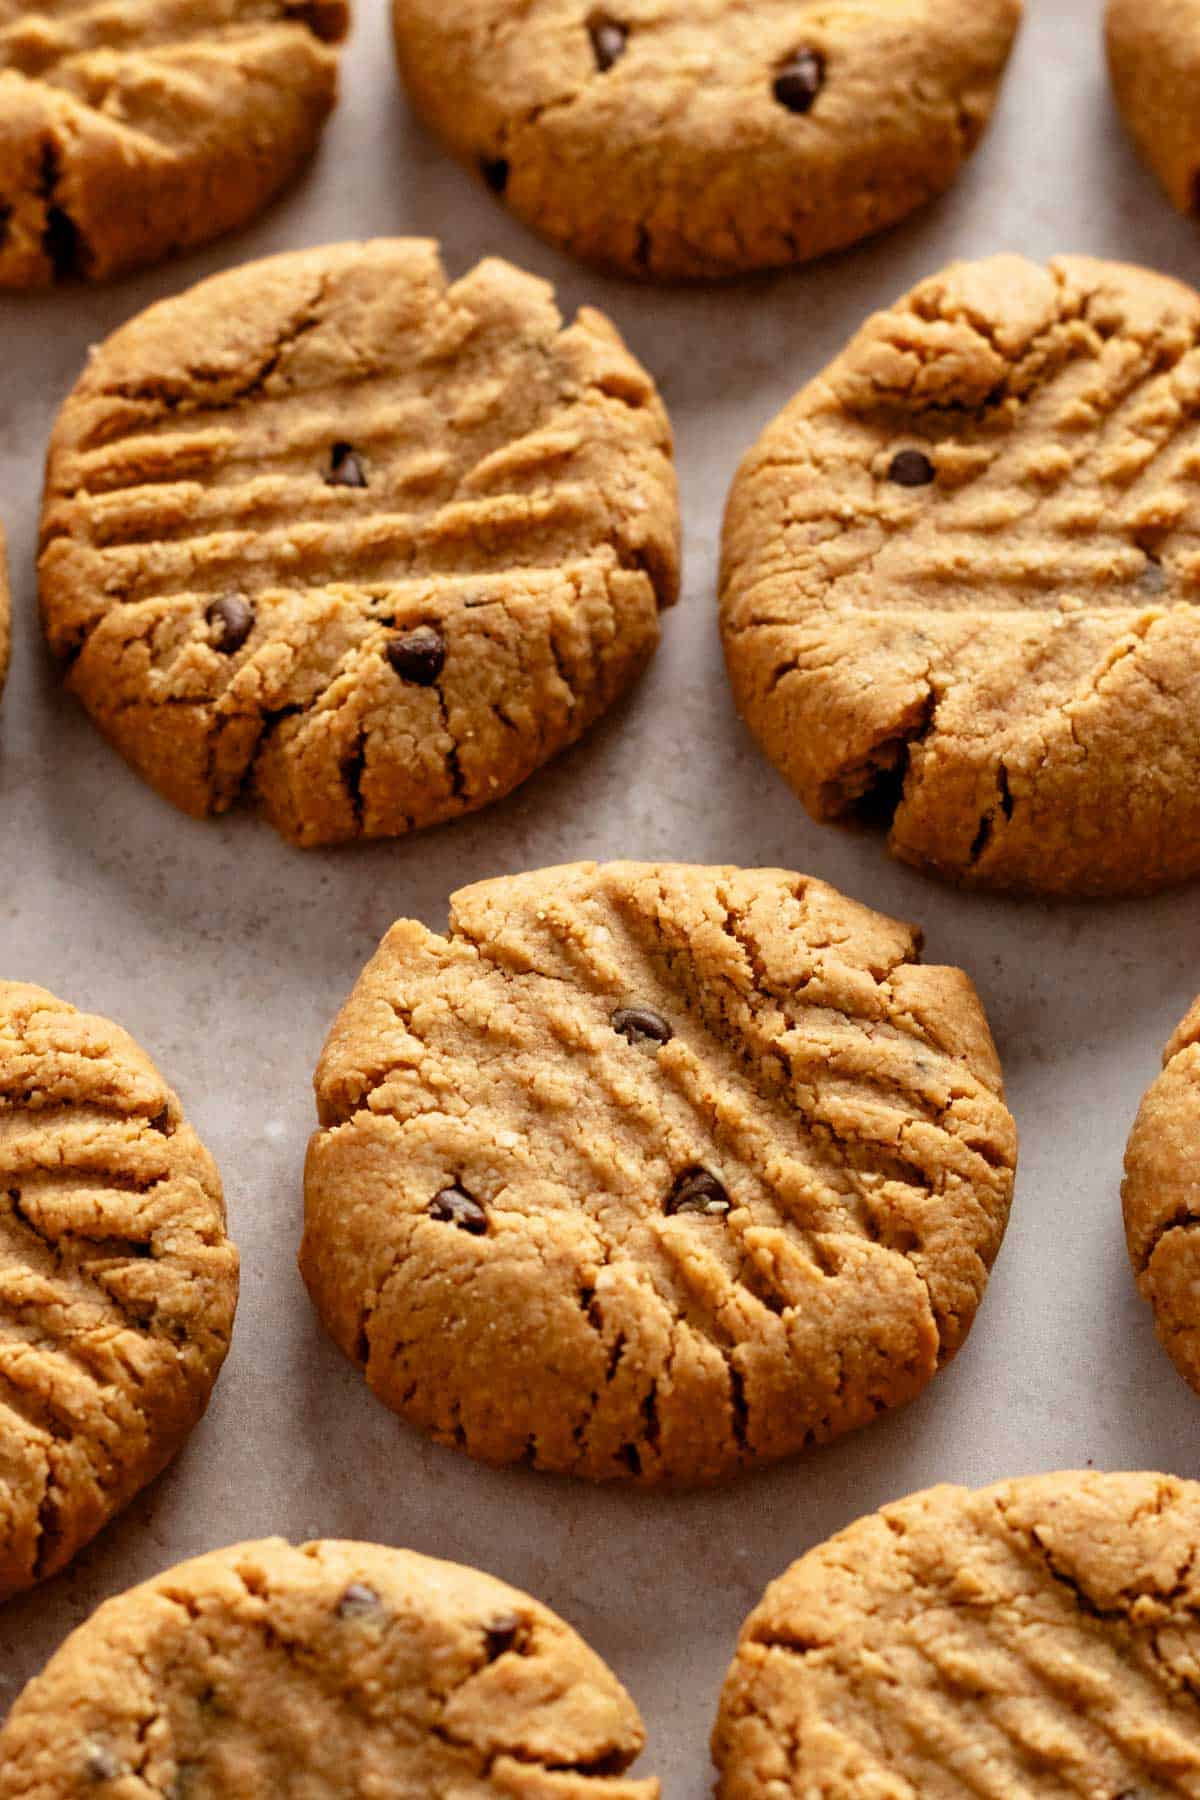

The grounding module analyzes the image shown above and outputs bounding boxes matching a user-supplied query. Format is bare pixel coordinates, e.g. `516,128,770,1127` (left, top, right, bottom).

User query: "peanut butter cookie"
0,0,348,288
1124,997,1200,1395
39,239,679,846
1107,0,1200,218
715,1470,1200,1798
722,254,1200,896
0,1537,658,1797
0,980,238,1601
391,0,1022,280
301,862,1017,1486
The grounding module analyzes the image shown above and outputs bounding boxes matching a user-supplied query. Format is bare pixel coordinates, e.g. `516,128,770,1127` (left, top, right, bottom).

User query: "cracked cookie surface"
1124,997,1200,1395
391,0,1021,280
722,254,1200,896
0,981,237,1602
300,861,1017,1486
0,1537,658,1798
1,523,10,700
714,1470,1200,1798
1107,0,1200,218
38,238,679,846
0,0,347,288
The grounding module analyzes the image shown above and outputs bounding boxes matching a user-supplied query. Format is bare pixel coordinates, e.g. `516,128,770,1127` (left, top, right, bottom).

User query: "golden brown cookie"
1124,997,1200,1394
301,861,1017,1486
1107,0,1200,217
0,980,238,1602
722,253,1200,897
391,0,1022,281
0,523,10,699
716,1471,1200,1794
39,239,679,847
0,0,348,288
0,1537,659,1797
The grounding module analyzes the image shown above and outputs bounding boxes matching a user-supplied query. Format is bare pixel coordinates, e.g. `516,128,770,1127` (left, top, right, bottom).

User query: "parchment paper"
2,3,1198,1790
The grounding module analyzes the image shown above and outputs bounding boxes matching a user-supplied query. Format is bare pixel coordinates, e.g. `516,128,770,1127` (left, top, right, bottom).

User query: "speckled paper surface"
2,2,1199,1790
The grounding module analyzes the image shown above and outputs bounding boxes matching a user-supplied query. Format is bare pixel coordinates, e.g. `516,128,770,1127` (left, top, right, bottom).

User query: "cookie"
391,0,1023,281
1107,0,1200,217
39,239,679,847
714,1470,1200,1799
722,253,1200,897
0,523,10,700
0,981,238,1601
1123,997,1200,1394
0,0,348,288
300,861,1017,1486
0,1537,659,1797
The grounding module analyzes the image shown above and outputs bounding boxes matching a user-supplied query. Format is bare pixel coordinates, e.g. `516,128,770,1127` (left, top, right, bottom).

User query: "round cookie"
1107,0,1200,217
391,0,1023,281
715,1470,1200,1798
0,1537,658,1797
301,861,1017,1486
1123,996,1200,1393
0,981,238,1601
722,253,1200,897
39,239,679,847
0,523,10,699
0,0,348,288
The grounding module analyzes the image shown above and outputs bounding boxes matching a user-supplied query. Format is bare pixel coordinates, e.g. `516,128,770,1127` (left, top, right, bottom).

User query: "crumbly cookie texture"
0,981,237,1602
1124,996,1200,1393
39,238,679,847
391,0,1022,281
1107,0,1200,215
301,861,1017,1486
0,522,10,698
0,0,347,288
722,253,1200,897
0,1538,658,1798
714,1470,1200,1798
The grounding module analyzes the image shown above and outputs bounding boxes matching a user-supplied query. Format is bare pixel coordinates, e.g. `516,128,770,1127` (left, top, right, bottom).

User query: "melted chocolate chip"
888,448,936,488
386,624,446,686
206,593,255,655
430,1186,488,1235
325,442,368,488
481,157,510,194
337,1582,382,1619
666,1168,731,1217
589,13,627,71
83,1746,123,1783
485,1611,526,1658
612,1005,672,1047
773,49,824,114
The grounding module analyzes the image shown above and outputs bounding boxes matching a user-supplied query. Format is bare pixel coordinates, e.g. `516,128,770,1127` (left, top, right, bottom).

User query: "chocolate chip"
589,13,627,71
205,593,254,655
888,449,936,488
481,157,510,194
485,1611,525,1658
336,1582,382,1619
430,1186,488,1235
386,624,446,687
325,442,368,488
773,49,824,114
83,1746,122,1783
612,1005,672,1048
666,1168,731,1217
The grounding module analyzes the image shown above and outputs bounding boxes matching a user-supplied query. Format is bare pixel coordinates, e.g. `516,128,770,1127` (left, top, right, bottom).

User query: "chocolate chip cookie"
1107,0,1200,218
714,1470,1200,1798
301,861,1017,1486
1124,997,1200,1395
722,253,1200,896
0,523,10,699
391,0,1022,280
39,239,679,846
0,0,348,287
0,980,238,1601
0,1537,658,1797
